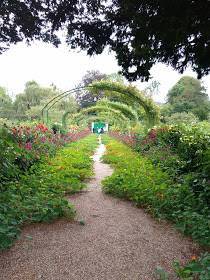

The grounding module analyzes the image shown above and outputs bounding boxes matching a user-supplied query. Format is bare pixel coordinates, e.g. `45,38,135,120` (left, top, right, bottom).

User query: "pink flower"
25,142,32,150
40,136,46,143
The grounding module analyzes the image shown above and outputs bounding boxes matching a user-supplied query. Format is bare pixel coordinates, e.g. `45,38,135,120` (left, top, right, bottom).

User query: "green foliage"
90,80,160,127
98,99,139,122
155,266,169,280
0,118,15,128
1,1,210,81
102,135,210,246
102,136,171,211
0,127,21,184
13,81,57,118
0,87,13,119
165,112,199,125
155,253,210,280
167,76,210,121
0,123,75,187
152,124,210,177
0,81,78,124
173,253,210,280
51,122,62,133
75,70,107,108
138,125,210,245
0,134,97,250
69,104,130,127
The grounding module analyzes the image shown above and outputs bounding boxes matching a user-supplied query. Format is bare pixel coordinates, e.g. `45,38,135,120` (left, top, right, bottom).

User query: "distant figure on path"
100,127,104,134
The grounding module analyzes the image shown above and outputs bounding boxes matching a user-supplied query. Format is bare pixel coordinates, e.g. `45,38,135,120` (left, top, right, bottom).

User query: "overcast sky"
0,41,210,103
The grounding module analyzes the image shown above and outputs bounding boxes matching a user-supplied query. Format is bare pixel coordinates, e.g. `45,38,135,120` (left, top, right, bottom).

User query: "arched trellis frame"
41,82,159,127
76,113,127,128
63,105,131,128
98,99,139,122
41,86,87,124
91,81,160,126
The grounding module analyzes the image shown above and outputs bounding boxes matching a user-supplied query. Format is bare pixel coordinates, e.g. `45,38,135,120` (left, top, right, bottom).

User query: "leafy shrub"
165,112,199,125
133,124,210,209
0,128,21,185
155,253,210,279
102,136,210,246
0,133,97,250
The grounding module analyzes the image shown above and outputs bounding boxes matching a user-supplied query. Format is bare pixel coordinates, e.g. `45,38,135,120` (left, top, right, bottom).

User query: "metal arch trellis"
41,82,159,126
66,105,131,127
41,86,93,124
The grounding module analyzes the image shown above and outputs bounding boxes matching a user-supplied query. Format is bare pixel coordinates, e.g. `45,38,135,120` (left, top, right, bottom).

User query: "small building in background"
91,122,108,133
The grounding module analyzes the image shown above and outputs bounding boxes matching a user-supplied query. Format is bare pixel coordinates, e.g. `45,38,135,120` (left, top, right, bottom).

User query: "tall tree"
0,1,210,81
0,87,13,119
167,76,210,120
13,81,59,120
75,70,107,108
0,87,11,105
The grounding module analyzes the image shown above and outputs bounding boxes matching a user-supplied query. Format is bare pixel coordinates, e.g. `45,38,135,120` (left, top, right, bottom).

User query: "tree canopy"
0,80,78,122
0,87,13,119
13,81,58,118
1,1,210,81
167,76,210,120
75,70,107,108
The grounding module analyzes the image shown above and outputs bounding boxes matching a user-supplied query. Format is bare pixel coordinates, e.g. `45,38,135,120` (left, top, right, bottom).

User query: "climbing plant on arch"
98,99,139,123
42,81,159,127
90,81,160,127
62,104,131,127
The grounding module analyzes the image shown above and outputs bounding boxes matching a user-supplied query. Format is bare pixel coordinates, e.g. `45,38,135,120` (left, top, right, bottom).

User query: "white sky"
0,41,210,103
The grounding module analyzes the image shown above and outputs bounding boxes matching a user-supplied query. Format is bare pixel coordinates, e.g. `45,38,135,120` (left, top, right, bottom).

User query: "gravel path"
0,140,200,280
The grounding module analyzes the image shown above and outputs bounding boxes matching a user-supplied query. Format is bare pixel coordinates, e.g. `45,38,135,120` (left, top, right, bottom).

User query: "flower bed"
0,124,90,185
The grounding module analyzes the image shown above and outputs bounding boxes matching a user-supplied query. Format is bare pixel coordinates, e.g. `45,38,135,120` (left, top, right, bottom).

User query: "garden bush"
137,124,210,208
0,131,97,250
102,136,210,246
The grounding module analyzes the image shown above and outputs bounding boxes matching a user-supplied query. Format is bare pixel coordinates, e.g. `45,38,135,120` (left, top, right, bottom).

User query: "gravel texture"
0,141,200,280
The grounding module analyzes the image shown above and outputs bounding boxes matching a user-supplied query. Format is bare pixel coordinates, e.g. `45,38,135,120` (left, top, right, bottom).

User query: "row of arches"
42,81,160,128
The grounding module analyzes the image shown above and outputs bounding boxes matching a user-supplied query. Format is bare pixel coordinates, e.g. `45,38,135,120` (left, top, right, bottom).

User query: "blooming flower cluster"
9,124,91,170
11,124,90,151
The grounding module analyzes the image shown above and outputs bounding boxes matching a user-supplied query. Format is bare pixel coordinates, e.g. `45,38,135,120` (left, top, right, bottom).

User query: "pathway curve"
0,138,200,280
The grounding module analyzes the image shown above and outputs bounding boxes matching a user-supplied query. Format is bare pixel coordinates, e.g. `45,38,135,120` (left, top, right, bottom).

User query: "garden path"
0,137,199,280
